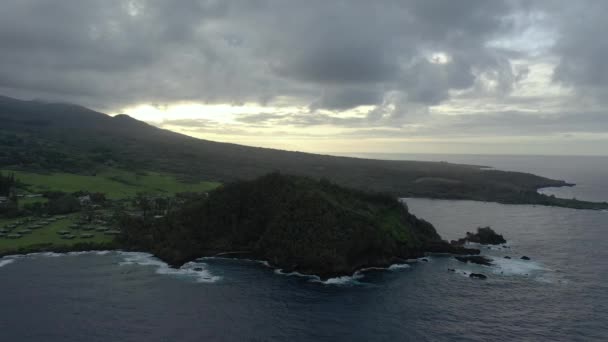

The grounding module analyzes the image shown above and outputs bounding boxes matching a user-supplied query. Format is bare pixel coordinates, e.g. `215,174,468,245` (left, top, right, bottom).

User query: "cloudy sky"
1,1,607,155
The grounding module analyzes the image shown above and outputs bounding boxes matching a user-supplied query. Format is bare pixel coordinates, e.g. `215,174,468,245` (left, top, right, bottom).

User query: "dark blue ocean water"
1,155,607,341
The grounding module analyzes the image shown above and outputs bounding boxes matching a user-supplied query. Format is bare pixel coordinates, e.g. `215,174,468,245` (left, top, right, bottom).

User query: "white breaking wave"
0,259,15,268
118,252,221,283
388,263,411,271
27,252,64,258
489,257,547,276
273,268,366,285
67,251,90,256
273,268,318,279
66,250,112,256
314,272,365,285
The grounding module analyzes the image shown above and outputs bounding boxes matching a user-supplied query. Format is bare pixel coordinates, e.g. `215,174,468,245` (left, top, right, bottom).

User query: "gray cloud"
0,0,606,147
0,0,526,113
551,2,608,97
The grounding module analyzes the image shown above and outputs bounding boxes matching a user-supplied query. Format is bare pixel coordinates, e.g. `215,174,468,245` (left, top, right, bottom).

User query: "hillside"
0,95,606,209
118,173,477,278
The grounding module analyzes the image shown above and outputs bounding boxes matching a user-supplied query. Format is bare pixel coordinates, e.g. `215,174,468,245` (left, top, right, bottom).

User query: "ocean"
1,155,607,341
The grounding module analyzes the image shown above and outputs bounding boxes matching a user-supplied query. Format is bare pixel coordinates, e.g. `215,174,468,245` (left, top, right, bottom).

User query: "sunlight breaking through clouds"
0,0,606,155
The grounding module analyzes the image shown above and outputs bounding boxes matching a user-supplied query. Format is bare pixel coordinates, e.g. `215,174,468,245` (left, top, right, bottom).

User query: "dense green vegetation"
118,173,476,278
1,95,605,209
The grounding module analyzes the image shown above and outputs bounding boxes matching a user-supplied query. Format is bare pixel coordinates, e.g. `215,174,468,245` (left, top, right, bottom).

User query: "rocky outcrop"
469,273,487,280
452,227,506,245
454,255,493,266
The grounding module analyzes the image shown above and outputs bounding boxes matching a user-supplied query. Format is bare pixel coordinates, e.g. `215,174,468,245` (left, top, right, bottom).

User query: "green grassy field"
3,168,220,199
0,214,113,253
0,169,221,253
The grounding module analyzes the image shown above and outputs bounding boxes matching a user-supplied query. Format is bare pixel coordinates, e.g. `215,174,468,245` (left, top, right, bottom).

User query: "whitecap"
0,259,15,268
313,272,365,286
357,263,411,273
388,263,411,271
273,268,365,285
67,251,90,256
257,260,271,268
489,256,547,276
118,252,221,283
27,252,64,258
273,268,318,280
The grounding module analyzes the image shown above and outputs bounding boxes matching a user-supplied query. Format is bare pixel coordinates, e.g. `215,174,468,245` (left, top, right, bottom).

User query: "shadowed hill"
0,95,606,209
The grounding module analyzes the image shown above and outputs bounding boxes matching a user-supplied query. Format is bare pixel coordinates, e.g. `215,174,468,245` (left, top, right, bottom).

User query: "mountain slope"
0,95,606,209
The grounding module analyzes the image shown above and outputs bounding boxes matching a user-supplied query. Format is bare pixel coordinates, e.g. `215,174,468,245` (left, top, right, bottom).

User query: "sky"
1,1,607,155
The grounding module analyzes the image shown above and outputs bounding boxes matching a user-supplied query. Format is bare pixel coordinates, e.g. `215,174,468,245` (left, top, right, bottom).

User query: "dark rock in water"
420,258,429,262
447,268,456,272
504,256,511,259
193,267,203,271
454,255,493,266
502,245,509,248
453,226,506,245
469,273,487,280
521,256,531,260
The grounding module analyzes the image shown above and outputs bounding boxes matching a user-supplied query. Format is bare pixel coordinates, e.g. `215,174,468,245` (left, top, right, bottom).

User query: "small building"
57,230,71,235
7,234,22,239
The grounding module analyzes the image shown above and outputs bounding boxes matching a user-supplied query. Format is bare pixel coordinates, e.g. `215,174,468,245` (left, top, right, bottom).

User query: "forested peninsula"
118,173,478,278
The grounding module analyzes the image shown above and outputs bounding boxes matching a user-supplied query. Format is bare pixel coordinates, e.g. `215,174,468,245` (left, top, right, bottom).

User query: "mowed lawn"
2,169,220,199
0,215,112,253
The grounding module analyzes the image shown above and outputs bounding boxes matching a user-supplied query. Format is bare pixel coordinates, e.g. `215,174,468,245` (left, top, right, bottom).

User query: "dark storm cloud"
0,0,529,113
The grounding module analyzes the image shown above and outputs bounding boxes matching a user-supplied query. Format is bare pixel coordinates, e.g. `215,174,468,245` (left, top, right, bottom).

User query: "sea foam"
310,271,365,286
118,252,221,283
489,256,547,276
0,259,15,268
